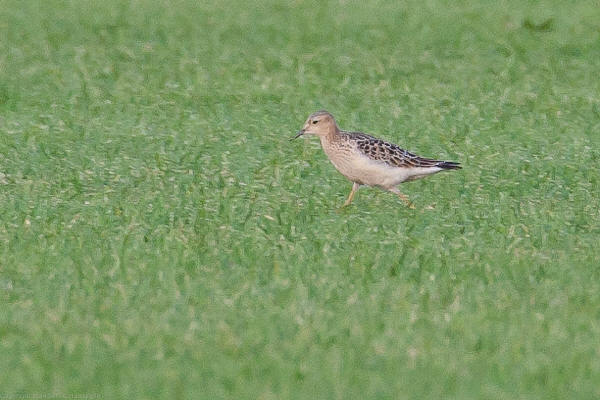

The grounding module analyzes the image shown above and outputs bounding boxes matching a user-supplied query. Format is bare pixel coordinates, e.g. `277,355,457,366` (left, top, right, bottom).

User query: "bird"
291,110,461,208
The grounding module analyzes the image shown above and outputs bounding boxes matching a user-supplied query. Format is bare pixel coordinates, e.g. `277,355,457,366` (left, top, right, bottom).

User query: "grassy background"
1,0,600,398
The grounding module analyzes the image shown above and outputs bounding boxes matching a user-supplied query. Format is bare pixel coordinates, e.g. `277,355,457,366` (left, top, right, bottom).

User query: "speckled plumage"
293,110,461,207
347,132,460,170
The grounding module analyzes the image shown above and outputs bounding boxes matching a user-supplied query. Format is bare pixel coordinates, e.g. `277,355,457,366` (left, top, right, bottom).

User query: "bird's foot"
396,193,415,209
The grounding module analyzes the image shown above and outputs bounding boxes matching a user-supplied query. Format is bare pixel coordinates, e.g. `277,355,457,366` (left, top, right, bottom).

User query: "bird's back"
320,130,460,188
344,131,459,169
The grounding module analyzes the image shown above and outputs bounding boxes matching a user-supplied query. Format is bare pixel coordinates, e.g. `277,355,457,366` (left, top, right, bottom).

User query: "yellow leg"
388,187,415,209
342,182,360,207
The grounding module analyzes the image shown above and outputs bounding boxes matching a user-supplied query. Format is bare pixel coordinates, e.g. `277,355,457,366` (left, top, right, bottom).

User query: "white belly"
329,153,442,188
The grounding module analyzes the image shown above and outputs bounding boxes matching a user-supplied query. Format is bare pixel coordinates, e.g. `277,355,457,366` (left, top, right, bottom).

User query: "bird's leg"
387,187,415,209
342,182,360,207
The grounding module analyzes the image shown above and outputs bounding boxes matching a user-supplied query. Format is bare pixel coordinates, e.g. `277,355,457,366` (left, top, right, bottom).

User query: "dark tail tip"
437,161,462,170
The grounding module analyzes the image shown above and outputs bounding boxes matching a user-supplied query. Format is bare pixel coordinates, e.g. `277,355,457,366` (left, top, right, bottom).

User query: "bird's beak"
290,129,305,141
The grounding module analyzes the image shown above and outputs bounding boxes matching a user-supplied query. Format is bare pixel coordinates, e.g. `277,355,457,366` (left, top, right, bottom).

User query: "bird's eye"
312,120,318,124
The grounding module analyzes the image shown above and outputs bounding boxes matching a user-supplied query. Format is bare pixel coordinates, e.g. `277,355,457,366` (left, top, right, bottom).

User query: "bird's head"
292,110,338,140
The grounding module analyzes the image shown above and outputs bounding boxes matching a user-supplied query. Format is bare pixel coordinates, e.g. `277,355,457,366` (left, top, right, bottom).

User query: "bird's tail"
435,161,461,170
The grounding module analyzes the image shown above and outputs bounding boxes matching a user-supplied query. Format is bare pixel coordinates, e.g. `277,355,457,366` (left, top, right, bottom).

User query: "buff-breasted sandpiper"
292,110,461,207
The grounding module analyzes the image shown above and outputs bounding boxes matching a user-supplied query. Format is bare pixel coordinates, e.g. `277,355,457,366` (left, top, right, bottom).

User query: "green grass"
1,0,600,398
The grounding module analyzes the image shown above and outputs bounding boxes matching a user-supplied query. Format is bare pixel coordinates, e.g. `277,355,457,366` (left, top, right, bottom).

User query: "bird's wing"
346,132,444,168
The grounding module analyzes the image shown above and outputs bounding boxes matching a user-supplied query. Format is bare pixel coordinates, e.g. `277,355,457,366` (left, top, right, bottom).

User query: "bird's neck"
320,125,341,146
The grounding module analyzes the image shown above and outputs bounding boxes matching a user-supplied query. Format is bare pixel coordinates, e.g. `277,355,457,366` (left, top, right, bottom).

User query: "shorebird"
292,110,461,207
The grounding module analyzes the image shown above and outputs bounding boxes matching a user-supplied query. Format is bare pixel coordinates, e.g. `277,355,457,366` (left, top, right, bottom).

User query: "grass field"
1,0,600,398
